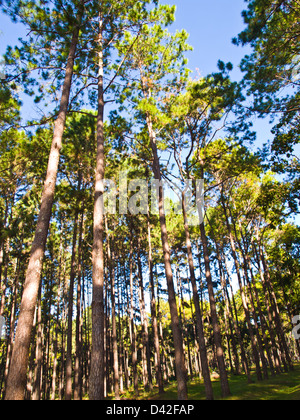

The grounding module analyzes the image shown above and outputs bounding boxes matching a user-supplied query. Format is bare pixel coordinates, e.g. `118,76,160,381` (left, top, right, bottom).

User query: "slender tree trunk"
105,218,120,400
111,254,120,400
147,211,164,395
129,238,139,397
220,191,262,382
146,112,188,400
249,256,276,376
51,282,61,400
176,266,193,378
65,204,80,400
104,278,111,397
214,240,240,376
246,258,270,379
117,267,125,393
0,198,9,308
195,179,231,397
137,242,153,391
74,208,84,400
182,191,214,400
259,242,294,371
231,207,270,380
157,280,169,383
199,221,231,397
32,285,43,401
223,253,252,380
124,274,131,390
89,21,105,401
5,20,82,400
3,257,20,393
0,238,10,317
253,242,282,374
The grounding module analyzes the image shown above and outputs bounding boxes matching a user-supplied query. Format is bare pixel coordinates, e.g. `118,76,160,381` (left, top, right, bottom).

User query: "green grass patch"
120,364,300,401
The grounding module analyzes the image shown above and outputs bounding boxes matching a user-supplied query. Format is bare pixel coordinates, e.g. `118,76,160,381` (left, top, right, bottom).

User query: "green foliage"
0,84,21,133
0,0,300,402
235,0,300,178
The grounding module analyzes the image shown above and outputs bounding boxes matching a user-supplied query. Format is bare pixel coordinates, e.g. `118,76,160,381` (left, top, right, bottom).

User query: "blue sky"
0,0,249,79
0,1,298,245
162,0,250,79
0,0,290,175
0,0,252,118
0,0,294,162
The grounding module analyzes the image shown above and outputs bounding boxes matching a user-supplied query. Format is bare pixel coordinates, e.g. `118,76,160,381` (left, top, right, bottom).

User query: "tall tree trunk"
3,256,21,393
249,252,276,376
199,220,231,397
195,178,231,397
129,237,139,397
74,208,84,400
105,218,120,400
0,198,9,309
213,237,240,376
146,112,188,400
259,241,294,371
182,191,214,400
247,257,271,379
147,210,164,395
89,21,105,401
231,211,269,380
5,19,82,401
137,243,153,391
220,191,262,382
32,284,43,401
65,204,80,400
253,242,282,374
51,274,61,401
111,253,120,400
0,238,10,317
223,253,252,381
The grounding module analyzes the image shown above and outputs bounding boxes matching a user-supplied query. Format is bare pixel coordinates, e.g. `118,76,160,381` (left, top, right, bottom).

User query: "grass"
119,364,300,401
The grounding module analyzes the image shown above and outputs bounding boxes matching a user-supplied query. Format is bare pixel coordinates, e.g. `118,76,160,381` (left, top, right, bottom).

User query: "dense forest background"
0,0,299,401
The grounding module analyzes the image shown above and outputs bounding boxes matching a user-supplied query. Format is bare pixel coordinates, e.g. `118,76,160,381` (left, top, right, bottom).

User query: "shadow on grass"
120,364,300,401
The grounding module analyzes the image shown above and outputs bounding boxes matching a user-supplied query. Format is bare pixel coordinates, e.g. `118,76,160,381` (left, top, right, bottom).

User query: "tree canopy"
0,0,299,402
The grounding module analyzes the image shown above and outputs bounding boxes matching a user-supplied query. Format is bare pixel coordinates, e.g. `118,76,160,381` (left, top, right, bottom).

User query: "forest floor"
120,363,300,400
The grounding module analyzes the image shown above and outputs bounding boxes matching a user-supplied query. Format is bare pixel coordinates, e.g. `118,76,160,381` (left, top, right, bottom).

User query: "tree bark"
220,192,262,382
137,242,153,391
195,178,231,397
129,237,139,397
65,205,80,400
89,23,105,400
253,241,282,374
105,217,120,400
259,242,294,371
5,21,82,401
146,112,188,400
182,191,214,400
32,284,43,401
147,211,164,395
223,252,252,381
74,209,84,400
213,238,240,376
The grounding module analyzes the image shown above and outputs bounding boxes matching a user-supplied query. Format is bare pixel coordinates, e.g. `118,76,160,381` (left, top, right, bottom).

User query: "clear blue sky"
162,0,250,79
